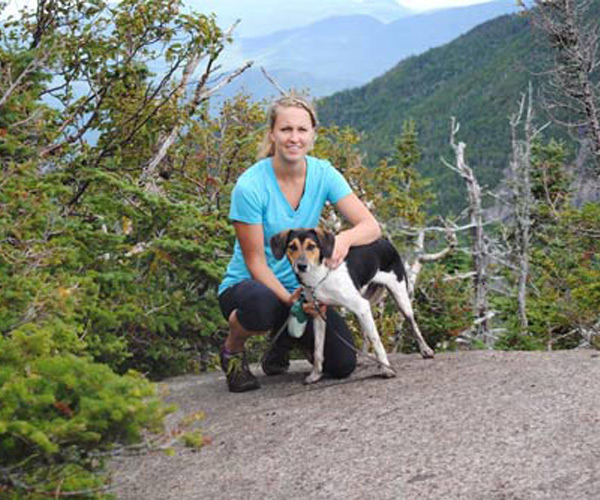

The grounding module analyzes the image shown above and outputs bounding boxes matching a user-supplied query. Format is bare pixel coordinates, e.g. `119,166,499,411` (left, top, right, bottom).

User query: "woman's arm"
234,221,299,306
329,193,381,268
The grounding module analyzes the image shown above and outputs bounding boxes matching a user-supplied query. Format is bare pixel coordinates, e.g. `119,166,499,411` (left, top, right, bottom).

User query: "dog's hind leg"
347,297,395,378
304,315,326,384
360,283,385,356
384,276,434,359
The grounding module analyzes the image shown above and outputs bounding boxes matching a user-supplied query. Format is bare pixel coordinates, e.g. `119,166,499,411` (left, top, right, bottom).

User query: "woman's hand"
325,231,352,269
327,193,381,269
286,287,303,307
302,300,327,319
288,287,325,318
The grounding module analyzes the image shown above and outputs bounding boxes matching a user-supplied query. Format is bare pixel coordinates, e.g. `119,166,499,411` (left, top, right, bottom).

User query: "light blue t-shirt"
218,156,352,295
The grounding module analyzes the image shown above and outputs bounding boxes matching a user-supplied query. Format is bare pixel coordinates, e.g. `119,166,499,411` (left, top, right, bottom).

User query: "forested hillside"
318,12,546,212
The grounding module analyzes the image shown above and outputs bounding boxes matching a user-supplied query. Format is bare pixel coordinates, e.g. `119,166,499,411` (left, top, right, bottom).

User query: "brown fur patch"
286,235,321,266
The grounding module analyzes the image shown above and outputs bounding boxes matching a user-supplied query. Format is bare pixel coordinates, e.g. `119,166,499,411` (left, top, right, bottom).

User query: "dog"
270,228,434,384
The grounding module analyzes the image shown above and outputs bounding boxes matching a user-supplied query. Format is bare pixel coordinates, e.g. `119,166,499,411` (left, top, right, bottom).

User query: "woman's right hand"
286,287,303,307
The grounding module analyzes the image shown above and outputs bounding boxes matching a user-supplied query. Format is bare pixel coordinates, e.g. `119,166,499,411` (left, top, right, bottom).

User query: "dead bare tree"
404,226,458,296
509,87,535,335
508,84,552,335
443,118,494,345
524,0,600,170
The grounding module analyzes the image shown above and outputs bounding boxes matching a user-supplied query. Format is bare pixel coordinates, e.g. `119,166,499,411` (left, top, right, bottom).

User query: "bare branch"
260,66,287,96
141,33,253,194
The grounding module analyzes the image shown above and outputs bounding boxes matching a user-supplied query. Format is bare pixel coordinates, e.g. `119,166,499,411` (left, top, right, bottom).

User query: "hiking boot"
220,348,260,393
261,344,290,376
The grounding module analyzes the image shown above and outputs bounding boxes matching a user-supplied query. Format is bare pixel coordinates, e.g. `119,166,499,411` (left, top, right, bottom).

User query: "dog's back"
346,238,407,291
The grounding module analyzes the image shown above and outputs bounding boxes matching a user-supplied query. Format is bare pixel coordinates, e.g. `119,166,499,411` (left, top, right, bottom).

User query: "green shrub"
0,326,172,498
412,259,474,351
494,330,546,351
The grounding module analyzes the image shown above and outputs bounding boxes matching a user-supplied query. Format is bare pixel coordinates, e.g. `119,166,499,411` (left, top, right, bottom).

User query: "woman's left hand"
326,232,352,269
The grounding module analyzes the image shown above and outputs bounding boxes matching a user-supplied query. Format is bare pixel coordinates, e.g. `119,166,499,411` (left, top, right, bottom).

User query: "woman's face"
269,105,315,165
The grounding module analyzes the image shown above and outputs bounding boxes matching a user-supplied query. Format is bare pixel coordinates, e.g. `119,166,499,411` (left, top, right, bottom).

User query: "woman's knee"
231,281,287,332
325,354,356,379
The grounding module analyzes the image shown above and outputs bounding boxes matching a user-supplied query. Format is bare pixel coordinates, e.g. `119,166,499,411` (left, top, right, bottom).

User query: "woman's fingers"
302,301,326,318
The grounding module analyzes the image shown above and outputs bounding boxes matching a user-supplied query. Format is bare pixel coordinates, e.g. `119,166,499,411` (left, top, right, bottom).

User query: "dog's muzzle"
296,263,308,273
294,255,309,274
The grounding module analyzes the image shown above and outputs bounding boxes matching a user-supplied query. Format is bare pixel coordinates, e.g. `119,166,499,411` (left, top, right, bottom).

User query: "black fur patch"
270,230,291,260
345,239,407,290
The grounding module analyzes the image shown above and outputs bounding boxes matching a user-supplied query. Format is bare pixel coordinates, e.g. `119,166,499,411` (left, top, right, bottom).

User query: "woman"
218,94,380,392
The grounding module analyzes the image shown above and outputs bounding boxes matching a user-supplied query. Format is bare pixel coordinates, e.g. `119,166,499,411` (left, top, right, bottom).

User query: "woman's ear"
270,230,291,260
314,228,335,259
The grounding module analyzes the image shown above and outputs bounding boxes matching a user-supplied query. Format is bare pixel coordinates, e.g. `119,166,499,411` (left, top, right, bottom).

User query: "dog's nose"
296,263,307,273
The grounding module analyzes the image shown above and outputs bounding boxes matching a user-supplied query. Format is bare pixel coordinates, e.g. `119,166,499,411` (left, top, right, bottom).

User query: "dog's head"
270,228,335,276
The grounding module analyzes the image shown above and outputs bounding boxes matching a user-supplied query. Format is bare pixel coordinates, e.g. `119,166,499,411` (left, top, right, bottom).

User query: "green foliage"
494,139,600,350
0,0,263,494
526,203,600,349
412,257,474,351
495,329,545,351
314,120,434,237
369,120,434,232
530,138,572,224
0,326,171,498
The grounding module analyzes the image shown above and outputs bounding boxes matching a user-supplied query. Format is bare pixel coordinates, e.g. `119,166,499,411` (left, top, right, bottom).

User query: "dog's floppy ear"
314,228,335,259
270,230,291,260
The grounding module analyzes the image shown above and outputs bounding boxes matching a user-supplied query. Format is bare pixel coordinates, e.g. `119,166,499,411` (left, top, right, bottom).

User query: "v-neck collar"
269,157,310,215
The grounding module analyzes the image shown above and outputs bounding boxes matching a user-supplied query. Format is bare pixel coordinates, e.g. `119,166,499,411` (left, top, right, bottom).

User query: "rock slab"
111,350,600,500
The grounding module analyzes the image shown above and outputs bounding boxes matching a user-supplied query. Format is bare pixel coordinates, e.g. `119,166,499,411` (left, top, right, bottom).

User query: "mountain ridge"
317,11,547,212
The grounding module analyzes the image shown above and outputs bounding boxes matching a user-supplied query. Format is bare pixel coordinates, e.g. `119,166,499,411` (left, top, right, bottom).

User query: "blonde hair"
257,94,319,160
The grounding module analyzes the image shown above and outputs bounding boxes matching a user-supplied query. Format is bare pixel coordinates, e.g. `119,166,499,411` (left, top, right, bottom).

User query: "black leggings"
218,280,356,378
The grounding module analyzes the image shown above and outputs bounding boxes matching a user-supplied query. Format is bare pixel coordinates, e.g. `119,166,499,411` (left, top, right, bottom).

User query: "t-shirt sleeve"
229,177,263,224
325,161,353,204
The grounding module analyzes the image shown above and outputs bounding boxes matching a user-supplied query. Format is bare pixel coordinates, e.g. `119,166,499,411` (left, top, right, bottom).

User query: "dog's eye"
288,243,298,252
306,243,316,251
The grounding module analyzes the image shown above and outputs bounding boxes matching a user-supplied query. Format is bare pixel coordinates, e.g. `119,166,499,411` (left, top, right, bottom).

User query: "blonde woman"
218,95,380,392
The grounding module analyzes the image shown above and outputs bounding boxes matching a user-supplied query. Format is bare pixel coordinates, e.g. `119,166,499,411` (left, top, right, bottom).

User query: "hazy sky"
397,0,493,11
2,0,496,20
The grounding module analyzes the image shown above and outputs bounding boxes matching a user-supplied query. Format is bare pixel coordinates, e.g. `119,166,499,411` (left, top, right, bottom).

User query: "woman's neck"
272,155,306,181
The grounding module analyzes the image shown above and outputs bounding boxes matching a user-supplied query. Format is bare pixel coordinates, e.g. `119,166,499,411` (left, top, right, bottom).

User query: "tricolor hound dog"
270,228,434,384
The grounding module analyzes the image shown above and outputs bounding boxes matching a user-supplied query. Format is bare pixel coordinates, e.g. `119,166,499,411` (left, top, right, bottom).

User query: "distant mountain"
217,0,518,100
317,11,550,213
198,0,411,37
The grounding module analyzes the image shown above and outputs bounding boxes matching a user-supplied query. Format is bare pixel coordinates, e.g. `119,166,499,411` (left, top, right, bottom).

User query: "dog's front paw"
420,346,435,359
379,365,396,378
304,370,323,385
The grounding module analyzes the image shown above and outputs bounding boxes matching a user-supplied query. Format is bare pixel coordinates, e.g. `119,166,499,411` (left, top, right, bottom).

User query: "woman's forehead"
273,105,314,127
